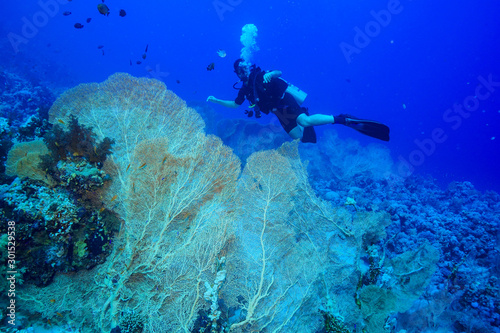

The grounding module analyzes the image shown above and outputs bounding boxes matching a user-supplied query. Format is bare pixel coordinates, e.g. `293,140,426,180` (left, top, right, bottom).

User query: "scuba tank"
280,79,307,105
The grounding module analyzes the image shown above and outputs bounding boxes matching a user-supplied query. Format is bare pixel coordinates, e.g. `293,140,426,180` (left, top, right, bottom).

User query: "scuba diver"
207,59,390,143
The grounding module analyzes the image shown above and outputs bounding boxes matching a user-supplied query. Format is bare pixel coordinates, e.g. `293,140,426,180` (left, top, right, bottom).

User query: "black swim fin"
301,125,317,143
334,114,390,141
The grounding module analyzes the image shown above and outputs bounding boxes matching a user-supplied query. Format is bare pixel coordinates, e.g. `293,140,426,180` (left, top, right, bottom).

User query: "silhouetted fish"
97,45,104,49
142,53,147,60
63,11,71,16
119,9,126,17
136,60,142,65
97,4,110,16
207,62,215,71
145,44,149,53
74,23,84,29
86,18,92,23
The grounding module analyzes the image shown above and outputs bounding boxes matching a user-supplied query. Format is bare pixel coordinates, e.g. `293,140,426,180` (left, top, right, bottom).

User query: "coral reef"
0,70,54,128
8,73,498,333
0,174,117,286
307,135,500,332
0,110,116,288
0,69,53,183
18,73,241,332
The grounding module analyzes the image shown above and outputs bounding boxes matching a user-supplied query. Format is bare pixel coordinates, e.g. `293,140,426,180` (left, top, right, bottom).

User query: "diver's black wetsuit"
234,68,317,143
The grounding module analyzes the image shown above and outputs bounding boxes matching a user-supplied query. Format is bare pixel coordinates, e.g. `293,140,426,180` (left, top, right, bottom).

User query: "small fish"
110,195,118,202
99,207,105,213
74,23,84,29
176,80,180,84
119,9,127,17
97,3,110,16
126,163,131,171
86,18,92,23
142,53,147,60
207,62,215,71
129,60,132,66
139,162,147,169
58,119,65,124
50,299,56,303
56,312,63,317
136,60,142,65
97,45,104,49
217,49,226,58
145,44,149,53
63,11,71,16
102,49,105,56
162,156,167,164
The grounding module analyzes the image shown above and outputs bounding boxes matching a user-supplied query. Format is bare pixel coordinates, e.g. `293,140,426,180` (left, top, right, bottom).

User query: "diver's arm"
207,96,239,108
263,70,282,83
270,70,282,78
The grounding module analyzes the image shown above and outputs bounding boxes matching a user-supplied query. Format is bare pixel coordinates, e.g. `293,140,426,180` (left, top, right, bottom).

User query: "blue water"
1,0,499,191
2,2,500,332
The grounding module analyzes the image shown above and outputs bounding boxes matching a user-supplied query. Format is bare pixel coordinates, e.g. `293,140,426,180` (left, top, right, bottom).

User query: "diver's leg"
297,114,335,127
288,124,304,140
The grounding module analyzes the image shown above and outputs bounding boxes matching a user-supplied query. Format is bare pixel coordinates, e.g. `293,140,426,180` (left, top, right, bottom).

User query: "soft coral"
43,114,114,166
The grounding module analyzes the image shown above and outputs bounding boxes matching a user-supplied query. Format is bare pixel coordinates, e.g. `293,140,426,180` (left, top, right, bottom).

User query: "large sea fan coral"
48,73,210,207
49,72,204,161
21,73,241,331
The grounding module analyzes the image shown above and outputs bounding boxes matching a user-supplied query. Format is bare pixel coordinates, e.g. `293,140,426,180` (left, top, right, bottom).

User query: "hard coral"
0,177,116,284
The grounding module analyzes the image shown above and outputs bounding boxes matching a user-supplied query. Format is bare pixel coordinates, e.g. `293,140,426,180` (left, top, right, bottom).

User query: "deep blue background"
1,0,499,191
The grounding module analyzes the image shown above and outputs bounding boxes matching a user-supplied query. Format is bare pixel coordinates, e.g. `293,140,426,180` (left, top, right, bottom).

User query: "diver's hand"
263,73,273,83
206,96,218,103
263,70,282,83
